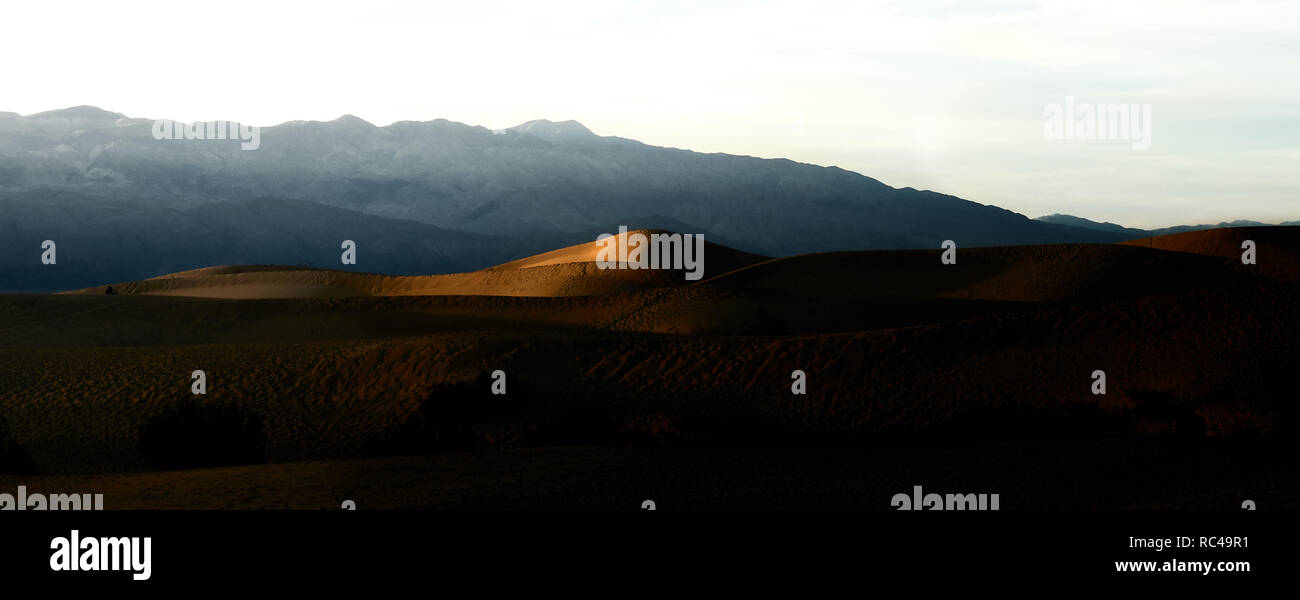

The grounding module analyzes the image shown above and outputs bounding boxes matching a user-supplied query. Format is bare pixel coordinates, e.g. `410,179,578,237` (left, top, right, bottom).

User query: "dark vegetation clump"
365,371,540,455
364,371,827,456
139,399,266,470
745,306,787,335
0,416,39,474
1127,390,1207,436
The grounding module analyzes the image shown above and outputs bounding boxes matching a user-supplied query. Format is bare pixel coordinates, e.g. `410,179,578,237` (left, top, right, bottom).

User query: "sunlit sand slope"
63,230,768,299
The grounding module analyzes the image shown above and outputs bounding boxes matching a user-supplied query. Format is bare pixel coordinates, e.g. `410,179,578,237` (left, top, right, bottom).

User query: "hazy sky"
3,0,1297,227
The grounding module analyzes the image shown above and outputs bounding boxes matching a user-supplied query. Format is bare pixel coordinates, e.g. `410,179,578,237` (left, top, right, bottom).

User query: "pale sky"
2,0,1297,227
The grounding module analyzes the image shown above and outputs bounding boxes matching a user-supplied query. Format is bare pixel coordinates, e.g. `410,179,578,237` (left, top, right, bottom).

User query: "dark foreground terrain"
1,227,1296,509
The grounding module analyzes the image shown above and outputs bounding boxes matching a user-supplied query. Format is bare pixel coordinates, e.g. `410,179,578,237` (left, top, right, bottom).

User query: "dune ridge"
64,227,1293,301
64,230,769,299
1120,225,1300,281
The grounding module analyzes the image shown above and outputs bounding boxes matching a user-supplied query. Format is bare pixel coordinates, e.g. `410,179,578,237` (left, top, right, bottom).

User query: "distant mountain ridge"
505,119,597,141
0,191,512,292
0,105,1284,292
1036,214,1296,237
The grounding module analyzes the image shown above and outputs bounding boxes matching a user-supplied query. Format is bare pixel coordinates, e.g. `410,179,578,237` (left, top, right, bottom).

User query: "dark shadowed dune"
1120,226,1300,281
697,243,1262,302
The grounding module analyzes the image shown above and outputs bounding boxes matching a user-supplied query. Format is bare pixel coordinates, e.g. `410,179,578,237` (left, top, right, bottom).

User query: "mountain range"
1035,214,1300,238
0,106,1293,292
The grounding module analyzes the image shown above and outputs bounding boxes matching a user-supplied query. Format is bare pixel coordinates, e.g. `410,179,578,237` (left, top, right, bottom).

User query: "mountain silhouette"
0,106,1249,291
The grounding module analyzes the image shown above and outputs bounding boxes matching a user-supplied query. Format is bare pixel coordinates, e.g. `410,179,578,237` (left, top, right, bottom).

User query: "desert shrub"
139,399,266,470
1128,390,1207,436
0,416,38,474
745,306,787,335
366,371,850,456
367,372,535,455
915,402,1131,442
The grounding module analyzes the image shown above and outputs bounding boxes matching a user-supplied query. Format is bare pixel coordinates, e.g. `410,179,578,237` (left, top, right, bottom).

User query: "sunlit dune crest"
62,230,769,299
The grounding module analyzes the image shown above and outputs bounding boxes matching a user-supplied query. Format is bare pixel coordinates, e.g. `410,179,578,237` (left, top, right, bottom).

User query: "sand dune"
2,225,1295,512
701,243,1261,302
1120,226,1300,280
2,281,1295,474
36,231,1286,344
1120,225,1300,260
64,228,1273,305
63,230,769,299
604,241,1270,334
